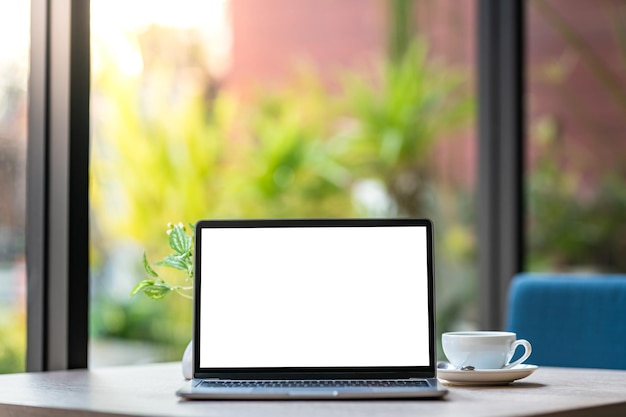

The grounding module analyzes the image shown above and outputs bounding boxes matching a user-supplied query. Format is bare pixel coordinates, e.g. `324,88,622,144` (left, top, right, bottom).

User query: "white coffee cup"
442,331,532,370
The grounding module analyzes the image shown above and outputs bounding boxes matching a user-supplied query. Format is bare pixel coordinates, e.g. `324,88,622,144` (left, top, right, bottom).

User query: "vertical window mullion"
26,0,90,372
477,0,525,330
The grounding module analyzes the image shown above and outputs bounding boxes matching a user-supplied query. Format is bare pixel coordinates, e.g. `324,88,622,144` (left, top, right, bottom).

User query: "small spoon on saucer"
437,362,476,371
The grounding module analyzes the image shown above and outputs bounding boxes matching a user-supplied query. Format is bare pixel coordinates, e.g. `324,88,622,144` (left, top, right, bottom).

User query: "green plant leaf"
130,279,154,296
142,252,159,278
155,253,189,272
130,279,172,300
169,223,191,254
142,283,172,300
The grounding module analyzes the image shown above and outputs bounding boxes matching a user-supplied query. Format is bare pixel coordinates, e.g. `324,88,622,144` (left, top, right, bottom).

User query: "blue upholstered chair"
506,272,626,369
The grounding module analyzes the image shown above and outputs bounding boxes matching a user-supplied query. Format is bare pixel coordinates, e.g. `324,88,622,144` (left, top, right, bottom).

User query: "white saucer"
437,364,539,386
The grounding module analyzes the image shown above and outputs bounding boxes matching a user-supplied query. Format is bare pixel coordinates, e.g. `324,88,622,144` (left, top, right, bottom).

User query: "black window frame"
27,0,90,371
25,0,523,370
477,0,525,331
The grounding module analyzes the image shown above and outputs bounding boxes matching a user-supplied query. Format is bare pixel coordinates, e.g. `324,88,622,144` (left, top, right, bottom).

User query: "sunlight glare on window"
91,0,231,79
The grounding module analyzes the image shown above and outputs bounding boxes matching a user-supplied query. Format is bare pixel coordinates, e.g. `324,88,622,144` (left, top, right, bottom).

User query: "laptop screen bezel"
192,218,437,380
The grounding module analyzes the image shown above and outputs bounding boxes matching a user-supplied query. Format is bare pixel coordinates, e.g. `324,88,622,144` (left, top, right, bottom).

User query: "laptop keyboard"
200,379,429,389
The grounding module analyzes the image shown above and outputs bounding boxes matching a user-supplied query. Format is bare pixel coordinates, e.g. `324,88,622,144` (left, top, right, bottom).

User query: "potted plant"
131,222,195,378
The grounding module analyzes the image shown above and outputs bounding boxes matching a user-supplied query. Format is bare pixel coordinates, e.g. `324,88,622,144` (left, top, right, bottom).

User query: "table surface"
1,362,626,417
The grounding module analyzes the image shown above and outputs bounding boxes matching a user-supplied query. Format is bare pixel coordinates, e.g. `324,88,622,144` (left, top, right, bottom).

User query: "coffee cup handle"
502,339,532,369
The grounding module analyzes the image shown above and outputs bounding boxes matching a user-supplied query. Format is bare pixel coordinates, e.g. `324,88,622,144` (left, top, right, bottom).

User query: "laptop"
176,218,447,399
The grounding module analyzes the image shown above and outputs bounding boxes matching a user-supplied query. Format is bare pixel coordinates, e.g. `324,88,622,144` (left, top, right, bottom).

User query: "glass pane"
526,0,626,272
0,1,29,374
90,0,477,366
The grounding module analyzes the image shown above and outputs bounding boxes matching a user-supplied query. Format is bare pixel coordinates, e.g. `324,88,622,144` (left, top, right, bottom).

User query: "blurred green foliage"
0,309,25,374
90,25,475,362
527,1,626,273
340,40,473,216
527,130,626,272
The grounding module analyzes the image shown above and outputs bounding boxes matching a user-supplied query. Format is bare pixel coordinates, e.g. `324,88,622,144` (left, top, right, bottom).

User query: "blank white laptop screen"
198,225,430,368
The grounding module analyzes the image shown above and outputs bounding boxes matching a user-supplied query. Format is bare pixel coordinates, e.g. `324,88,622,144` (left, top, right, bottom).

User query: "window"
23,1,518,371
526,0,626,272
89,0,478,366
0,1,29,374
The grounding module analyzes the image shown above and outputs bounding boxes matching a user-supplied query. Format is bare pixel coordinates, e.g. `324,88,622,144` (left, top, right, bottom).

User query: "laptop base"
177,378,448,400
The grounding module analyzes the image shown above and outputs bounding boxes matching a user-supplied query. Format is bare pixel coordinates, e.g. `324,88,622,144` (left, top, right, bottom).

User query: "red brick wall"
414,0,477,188
228,0,385,94
226,0,624,188
527,0,626,183
226,0,478,187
